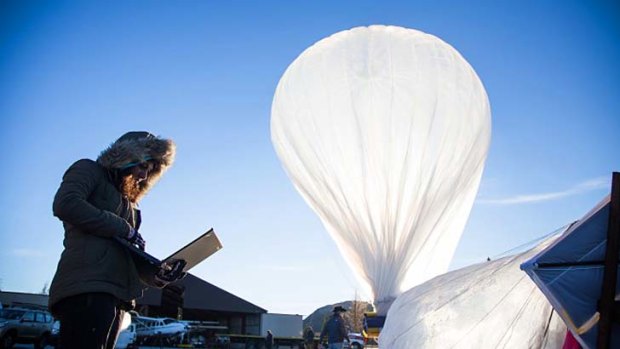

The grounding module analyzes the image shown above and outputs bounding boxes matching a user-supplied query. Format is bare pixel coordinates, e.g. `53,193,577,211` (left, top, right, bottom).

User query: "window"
0,309,25,320
22,312,35,322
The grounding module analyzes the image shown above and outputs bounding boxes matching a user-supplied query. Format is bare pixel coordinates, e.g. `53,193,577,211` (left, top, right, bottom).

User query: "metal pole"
597,172,620,349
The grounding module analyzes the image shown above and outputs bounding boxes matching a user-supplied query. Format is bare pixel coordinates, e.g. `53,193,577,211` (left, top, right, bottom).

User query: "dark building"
0,291,49,309
139,274,266,335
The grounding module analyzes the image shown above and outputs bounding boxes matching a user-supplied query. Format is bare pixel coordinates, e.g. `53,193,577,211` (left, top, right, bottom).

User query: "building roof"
0,291,49,309
140,274,266,314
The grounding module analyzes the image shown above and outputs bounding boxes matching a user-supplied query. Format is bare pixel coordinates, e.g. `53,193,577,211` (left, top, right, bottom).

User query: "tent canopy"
521,196,620,349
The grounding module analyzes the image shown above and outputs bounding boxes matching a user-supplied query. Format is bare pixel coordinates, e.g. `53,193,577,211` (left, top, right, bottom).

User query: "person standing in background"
304,326,316,349
265,329,274,349
320,306,349,349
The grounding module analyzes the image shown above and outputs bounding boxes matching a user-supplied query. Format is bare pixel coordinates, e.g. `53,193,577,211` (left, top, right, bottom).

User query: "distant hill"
303,300,374,334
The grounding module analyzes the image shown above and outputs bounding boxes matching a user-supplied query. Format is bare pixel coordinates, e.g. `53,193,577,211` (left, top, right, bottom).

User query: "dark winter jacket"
320,314,348,344
48,132,175,311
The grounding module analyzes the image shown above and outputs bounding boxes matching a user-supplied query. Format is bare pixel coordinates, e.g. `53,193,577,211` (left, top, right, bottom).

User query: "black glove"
126,228,146,251
154,259,187,287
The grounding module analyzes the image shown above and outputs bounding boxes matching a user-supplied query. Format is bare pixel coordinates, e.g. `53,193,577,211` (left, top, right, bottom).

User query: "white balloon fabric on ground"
379,233,567,349
271,25,491,315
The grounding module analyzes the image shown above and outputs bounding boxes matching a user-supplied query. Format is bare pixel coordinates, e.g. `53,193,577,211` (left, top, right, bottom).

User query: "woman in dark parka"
49,131,179,349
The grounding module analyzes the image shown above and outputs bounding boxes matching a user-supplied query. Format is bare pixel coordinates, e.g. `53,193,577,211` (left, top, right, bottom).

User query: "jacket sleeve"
52,159,132,238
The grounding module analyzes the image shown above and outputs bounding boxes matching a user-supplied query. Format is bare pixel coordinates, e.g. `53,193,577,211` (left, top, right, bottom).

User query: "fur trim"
97,132,176,201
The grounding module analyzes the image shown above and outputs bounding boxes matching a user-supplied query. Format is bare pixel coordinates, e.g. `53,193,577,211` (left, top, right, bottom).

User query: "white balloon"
271,25,491,314
379,235,566,349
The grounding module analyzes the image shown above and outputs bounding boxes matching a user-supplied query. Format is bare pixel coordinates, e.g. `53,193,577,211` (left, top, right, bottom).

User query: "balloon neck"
374,296,396,316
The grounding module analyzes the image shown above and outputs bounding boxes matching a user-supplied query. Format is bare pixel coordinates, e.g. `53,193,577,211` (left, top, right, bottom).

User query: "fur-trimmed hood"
97,131,176,200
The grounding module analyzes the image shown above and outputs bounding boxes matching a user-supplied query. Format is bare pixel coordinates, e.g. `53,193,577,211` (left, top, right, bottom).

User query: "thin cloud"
477,176,610,205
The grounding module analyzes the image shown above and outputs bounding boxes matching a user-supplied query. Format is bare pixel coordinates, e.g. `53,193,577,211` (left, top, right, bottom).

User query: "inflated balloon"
271,25,491,315
379,235,566,348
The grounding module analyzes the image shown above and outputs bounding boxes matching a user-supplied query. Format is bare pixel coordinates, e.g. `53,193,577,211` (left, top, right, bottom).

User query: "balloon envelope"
271,25,491,313
379,234,567,348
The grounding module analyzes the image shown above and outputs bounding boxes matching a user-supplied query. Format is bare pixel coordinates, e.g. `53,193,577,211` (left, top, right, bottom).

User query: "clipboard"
114,228,222,273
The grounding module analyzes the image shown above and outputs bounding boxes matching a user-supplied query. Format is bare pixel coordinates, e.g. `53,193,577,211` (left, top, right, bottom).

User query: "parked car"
344,332,365,349
0,307,53,349
48,320,60,347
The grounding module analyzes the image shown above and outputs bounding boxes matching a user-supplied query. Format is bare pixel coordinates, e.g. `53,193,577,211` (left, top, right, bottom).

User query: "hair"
98,132,174,203
116,163,156,203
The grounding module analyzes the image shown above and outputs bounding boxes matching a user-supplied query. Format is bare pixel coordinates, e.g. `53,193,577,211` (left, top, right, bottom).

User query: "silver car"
0,308,53,349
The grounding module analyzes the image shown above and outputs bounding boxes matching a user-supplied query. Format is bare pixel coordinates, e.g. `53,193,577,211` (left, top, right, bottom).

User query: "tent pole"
598,172,620,349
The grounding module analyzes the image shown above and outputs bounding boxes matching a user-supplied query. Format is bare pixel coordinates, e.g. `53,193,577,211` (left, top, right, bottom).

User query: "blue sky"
1,1,618,316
